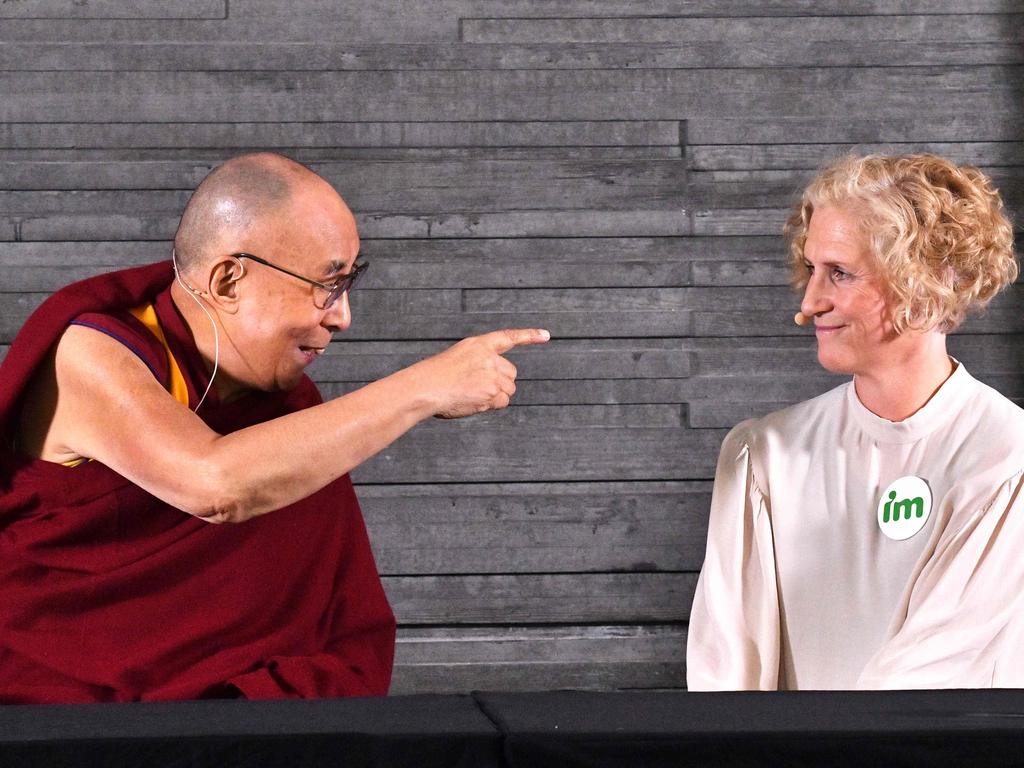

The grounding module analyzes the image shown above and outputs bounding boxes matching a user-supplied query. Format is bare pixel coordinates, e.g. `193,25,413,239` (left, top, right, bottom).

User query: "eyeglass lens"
323,262,366,309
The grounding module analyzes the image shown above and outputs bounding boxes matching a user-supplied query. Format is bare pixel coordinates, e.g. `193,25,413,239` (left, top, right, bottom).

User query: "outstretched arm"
26,326,549,523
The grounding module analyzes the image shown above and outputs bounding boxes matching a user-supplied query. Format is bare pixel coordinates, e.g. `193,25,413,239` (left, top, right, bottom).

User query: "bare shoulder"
15,323,145,463
25,324,216,475
16,324,162,464
52,322,167,410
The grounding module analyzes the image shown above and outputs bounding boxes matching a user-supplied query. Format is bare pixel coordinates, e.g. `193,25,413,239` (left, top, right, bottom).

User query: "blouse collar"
846,359,974,444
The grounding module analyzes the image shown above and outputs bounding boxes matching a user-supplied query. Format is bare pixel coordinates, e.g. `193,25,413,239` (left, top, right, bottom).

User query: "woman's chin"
816,350,855,376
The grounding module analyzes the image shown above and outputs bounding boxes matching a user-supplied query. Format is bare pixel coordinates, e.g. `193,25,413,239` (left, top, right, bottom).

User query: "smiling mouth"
299,345,326,356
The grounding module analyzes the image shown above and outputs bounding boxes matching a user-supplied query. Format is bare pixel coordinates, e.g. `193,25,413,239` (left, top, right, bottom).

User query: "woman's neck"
853,333,954,422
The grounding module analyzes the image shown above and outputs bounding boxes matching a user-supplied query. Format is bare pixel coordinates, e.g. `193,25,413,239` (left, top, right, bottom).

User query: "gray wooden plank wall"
0,1,1021,694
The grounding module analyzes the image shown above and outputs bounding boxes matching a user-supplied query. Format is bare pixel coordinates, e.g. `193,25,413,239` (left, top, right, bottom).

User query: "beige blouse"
687,363,1024,690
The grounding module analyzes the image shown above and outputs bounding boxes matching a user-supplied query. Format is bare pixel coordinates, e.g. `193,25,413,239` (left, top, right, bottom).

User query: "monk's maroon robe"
0,262,395,703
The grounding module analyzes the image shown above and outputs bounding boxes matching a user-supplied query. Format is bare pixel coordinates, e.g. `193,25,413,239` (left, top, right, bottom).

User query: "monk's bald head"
173,153,337,272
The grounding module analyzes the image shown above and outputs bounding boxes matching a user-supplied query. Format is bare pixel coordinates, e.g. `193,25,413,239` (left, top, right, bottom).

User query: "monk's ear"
207,257,246,313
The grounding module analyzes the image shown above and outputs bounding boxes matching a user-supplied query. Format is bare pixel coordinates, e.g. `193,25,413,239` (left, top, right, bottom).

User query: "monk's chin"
268,372,305,392
239,367,305,394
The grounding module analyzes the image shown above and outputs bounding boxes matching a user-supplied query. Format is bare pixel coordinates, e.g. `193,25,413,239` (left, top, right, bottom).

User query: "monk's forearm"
194,365,438,522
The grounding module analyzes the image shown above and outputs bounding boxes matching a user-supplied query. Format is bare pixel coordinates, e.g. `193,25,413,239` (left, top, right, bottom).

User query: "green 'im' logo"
881,491,925,523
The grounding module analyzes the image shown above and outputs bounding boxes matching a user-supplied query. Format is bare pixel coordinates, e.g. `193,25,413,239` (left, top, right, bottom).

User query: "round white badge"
877,476,932,541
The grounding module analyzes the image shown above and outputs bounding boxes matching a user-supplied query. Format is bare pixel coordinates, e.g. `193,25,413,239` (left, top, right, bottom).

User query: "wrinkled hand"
416,328,550,419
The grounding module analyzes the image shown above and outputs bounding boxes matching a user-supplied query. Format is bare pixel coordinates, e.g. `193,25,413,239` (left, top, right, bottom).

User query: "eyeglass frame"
232,252,368,310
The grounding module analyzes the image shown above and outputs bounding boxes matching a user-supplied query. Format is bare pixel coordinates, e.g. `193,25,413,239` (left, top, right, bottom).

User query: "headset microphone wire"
171,248,219,412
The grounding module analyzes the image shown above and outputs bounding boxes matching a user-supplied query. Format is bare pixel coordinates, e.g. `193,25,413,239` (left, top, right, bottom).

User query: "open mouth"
298,346,326,363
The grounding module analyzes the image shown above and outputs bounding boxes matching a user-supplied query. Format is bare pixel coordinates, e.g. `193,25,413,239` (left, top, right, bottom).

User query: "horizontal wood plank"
16,214,182,242
0,67,1018,123
691,142,1024,171
0,146,685,162
1,40,1021,71
692,208,790,236
462,14,1023,44
0,189,189,213
691,260,790,286
0,241,170,266
383,573,698,624
0,120,681,149
687,115,1024,144
427,211,691,238
9,211,696,240
391,624,687,694
462,286,791,312
0,160,689,210
0,0,226,19
0,4,458,43
688,400,795,428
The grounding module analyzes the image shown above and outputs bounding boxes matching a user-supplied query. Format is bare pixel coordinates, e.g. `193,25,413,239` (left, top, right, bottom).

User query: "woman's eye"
832,268,848,280
804,262,814,274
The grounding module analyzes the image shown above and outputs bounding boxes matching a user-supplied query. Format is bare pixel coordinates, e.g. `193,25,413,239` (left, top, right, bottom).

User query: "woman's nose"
800,272,832,319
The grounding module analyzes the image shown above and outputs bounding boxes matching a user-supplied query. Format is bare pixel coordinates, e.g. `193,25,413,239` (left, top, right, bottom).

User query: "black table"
478,690,1024,767
0,694,500,767
4,690,1024,767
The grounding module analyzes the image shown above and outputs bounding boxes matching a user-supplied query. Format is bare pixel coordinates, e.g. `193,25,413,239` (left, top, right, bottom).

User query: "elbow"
191,498,248,525
175,462,259,524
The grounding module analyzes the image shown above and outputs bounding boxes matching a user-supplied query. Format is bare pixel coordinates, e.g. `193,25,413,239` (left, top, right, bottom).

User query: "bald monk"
0,153,549,703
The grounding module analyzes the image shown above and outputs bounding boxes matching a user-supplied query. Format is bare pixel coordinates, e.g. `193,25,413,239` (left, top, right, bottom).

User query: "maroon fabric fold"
0,262,395,703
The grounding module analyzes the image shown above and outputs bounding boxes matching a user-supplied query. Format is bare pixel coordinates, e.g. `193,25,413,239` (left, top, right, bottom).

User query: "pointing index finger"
488,328,551,353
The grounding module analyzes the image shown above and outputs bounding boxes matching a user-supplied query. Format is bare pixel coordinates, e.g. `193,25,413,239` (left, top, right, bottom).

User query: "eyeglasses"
233,252,368,310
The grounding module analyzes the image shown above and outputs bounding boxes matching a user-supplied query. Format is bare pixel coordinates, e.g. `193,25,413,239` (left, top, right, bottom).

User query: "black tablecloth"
4,690,1024,767
477,690,1024,768
0,694,501,767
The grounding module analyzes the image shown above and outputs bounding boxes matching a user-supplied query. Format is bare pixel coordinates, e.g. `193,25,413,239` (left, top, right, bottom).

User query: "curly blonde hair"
784,153,1017,333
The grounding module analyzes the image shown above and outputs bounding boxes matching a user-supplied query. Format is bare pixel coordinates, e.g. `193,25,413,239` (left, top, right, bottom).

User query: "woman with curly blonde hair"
688,153,1023,690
